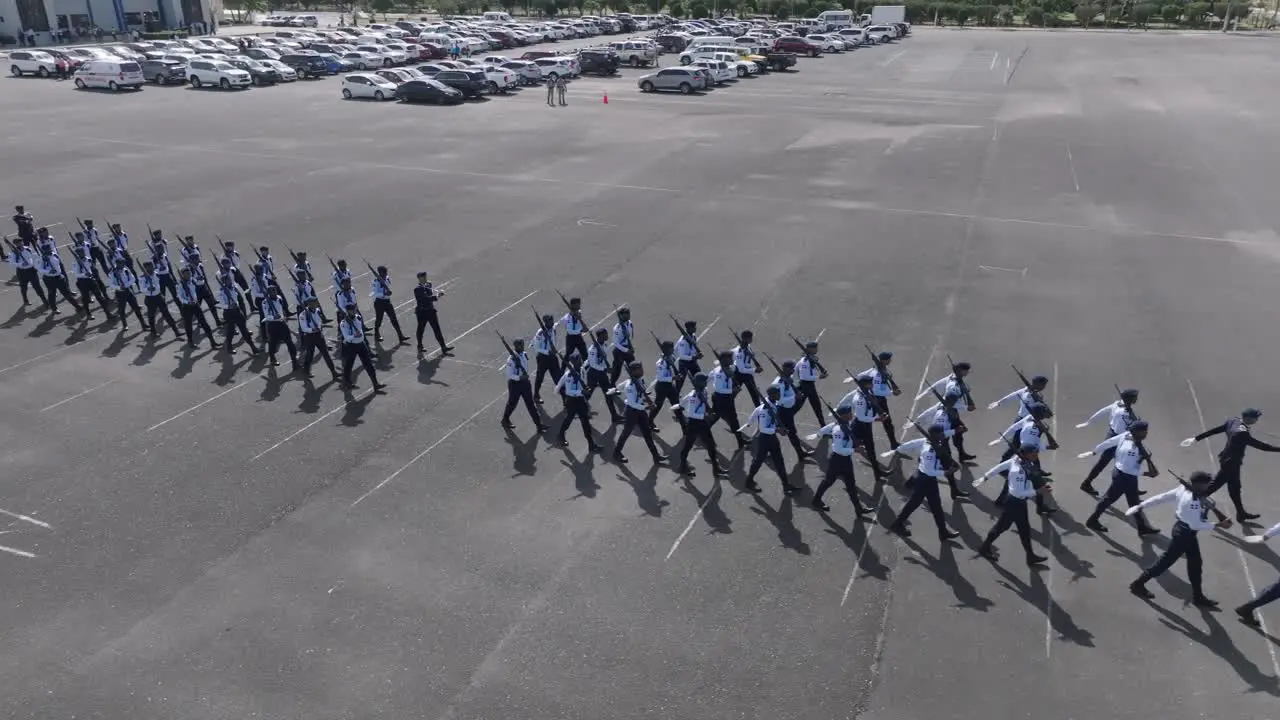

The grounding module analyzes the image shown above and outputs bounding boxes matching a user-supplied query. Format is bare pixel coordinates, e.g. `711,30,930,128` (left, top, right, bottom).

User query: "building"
1,0,221,42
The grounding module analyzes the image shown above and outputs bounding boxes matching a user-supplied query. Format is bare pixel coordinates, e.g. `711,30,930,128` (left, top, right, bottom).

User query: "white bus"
816,10,855,30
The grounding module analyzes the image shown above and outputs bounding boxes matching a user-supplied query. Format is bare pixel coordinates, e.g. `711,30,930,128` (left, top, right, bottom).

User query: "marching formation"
8,203,1280,625
4,205,457,391
497,294,1280,621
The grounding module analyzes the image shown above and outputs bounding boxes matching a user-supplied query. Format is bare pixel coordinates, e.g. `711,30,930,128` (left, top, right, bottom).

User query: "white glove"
986,438,1002,446
1076,451,1093,459
1180,438,1195,447
1124,506,1141,517
1245,535,1267,544
842,376,855,384
879,449,896,458
986,401,999,410
973,475,989,487
1074,422,1089,429
805,433,819,442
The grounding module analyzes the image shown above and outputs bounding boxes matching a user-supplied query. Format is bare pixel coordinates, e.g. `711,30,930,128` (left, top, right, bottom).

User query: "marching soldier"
147,228,167,260
1076,388,1140,496
108,223,134,272
80,220,109,279
1126,471,1231,607
731,329,764,407
175,268,220,349
260,285,298,370
334,277,361,321
609,306,635,385
1180,408,1280,523
138,261,182,339
331,258,352,294
675,372,723,477
500,337,544,432
38,246,80,315
554,352,602,452
219,240,249,289
297,298,336,380
35,227,58,257
414,272,453,356
975,444,1051,566
189,257,220,325
795,340,826,428
810,404,873,516
179,235,201,268
888,424,963,541
672,319,702,392
153,247,178,301
770,359,812,460
217,275,258,355
370,265,408,344
292,268,321,323
1237,520,1280,625
841,375,888,483
70,246,111,320
12,205,35,244
738,385,801,496
988,374,1049,419
917,385,973,463
4,238,47,306
340,311,386,392
248,264,272,335
584,327,622,424
560,296,588,361
918,361,977,461
291,250,314,283
531,313,560,404
1077,421,1160,536
708,350,747,449
613,361,667,465
107,261,147,332
991,404,1055,511
648,340,679,431
254,245,278,286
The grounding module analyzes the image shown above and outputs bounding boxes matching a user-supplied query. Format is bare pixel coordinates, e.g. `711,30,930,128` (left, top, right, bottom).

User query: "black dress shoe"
811,499,831,512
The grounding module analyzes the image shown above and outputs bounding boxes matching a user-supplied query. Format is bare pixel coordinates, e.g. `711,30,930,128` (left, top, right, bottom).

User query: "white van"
816,10,854,30
482,11,512,22
294,13,319,27
687,36,735,49
73,59,145,90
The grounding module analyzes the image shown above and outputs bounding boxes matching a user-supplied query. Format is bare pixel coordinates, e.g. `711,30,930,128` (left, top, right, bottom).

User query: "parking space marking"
0,508,52,529
0,545,36,559
39,379,117,413
0,334,109,378
879,50,908,68
147,374,263,433
250,289,537,461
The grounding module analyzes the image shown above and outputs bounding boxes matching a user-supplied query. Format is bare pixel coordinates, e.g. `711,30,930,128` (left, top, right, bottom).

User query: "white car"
66,47,120,63
806,34,846,52
8,50,58,77
837,28,868,46
499,60,541,85
342,72,398,100
366,24,408,38
533,56,578,80
474,64,517,92
186,58,252,89
864,25,896,43
260,58,298,81
480,54,513,65
712,52,757,77
354,45,403,67
690,59,733,85
341,51,382,70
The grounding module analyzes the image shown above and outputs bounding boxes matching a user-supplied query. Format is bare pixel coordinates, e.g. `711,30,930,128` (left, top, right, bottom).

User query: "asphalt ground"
3,28,1280,720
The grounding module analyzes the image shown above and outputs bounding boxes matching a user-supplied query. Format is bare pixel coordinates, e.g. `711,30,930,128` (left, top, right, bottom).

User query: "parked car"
245,48,282,62
397,78,465,104
500,60,542,85
690,58,733,85
375,68,416,85
279,53,329,78
140,57,187,84
473,64,517,93
806,34,847,52
774,36,821,57
341,72,399,100
607,40,657,67
864,25,896,43
433,69,489,98
259,58,298,81
73,59,146,91
341,51,383,71
8,50,58,77
316,53,355,74
636,66,706,94
226,57,280,85
186,58,252,89
578,49,620,76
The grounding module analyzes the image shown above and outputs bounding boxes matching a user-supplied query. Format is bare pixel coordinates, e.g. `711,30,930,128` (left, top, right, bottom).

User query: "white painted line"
1066,143,1080,193
841,348,935,607
665,479,722,561
251,289,537,461
880,50,907,68
992,122,999,143
0,544,36,558
698,316,721,340
1006,56,1011,70
39,379,117,413
350,393,504,507
815,328,827,341
1187,378,1280,679
0,335,108,377
147,374,261,433
0,508,52,529
978,265,1027,275
990,53,999,71
1045,361,1059,658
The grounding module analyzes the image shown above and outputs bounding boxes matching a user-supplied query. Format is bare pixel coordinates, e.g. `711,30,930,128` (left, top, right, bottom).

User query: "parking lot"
3,26,1280,720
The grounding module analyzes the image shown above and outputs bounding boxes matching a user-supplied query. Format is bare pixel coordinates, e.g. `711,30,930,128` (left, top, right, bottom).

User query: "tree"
540,0,559,14
1160,2,1182,21
370,0,394,17
1131,2,1155,23
974,3,998,22
572,0,586,12
688,0,707,14
1185,0,1209,23
1074,2,1097,24
1025,4,1046,22
996,4,1014,23
668,0,685,14
583,0,601,11
501,0,518,10
954,4,972,22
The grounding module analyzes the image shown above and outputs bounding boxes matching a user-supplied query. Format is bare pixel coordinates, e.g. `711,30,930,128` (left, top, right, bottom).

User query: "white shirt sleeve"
738,406,763,435
915,376,948,401
992,388,1021,408
895,437,927,458
982,459,1014,478
999,419,1022,441
1134,486,1181,512
1263,522,1280,540
1084,404,1113,425
914,402,941,423
817,422,837,438
554,371,569,392
1093,433,1125,454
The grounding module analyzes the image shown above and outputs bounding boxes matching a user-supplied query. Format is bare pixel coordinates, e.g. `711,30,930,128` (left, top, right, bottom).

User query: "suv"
433,69,489,98
774,36,821,57
607,40,657,68
577,49,620,76
279,53,329,78
186,58,252,89
226,56,281,85
8,50,58,77
141,57,187,84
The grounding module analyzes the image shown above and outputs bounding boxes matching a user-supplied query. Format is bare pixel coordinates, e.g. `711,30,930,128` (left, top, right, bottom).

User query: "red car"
774,36,821,57
416,42,448,60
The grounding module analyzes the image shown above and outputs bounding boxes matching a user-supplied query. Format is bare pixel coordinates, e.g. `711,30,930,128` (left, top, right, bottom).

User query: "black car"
578,50,620,76
433,69,488,98
226,57,280,86
397,78,465,105
414,63,450,77
655,33,690,52
140,58,186,85
279,53,328,79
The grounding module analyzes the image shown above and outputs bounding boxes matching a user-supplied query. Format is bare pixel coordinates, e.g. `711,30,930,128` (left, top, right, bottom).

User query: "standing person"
217,276,258,355
6,238,47,306
138,262,182,339
738,385,801,496
1076,388,1141,496
175,268,220,349
413,272,453,356
260,286,298,370
975,445,1051,566
1126,471,1231,607
531,314,560,405
810,404,874,517
613,361,667,465
675,372,724,478
1236,520,1280,625
107,262,147,331
297,298,336,379
648,340,679,431
1077,421,1160,536
370,265,408,344
340,311,386,392
499,338,545,432
38,247,81,315
70,247,111,320
545,75,556,107
556,74,567,106
1180,408,1280,523
554,352,602,452
887,424,963,541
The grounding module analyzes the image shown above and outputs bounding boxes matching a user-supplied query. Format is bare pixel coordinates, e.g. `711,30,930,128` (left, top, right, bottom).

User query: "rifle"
1115,383,1140,423
495,331,527,379
1008,365,1057,448
728,326,759,372
947,354,975,410
866,344,901,393
214,234,231,255
613,303,631,349
146,223,155,241
1011,364,1045,406
846,367,885,423
650,329,675,374
75,217,87,233
908,418,959,473
287,245,303,266
929,385,966,433
669,314,701,359
787,332,827,377
326,254,339,274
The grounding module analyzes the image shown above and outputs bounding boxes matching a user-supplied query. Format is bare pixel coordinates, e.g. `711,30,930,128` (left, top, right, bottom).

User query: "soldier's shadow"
132,335,177,366
562,450,601,500
101,328,142,358
505,426,542,477
750,486,810,555
680,475,732,536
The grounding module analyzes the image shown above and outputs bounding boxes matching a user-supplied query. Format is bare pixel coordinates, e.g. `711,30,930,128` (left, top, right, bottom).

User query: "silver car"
637,67,706,94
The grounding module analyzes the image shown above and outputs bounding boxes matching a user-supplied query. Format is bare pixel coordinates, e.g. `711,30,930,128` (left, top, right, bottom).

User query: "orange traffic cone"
603,94,608,104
